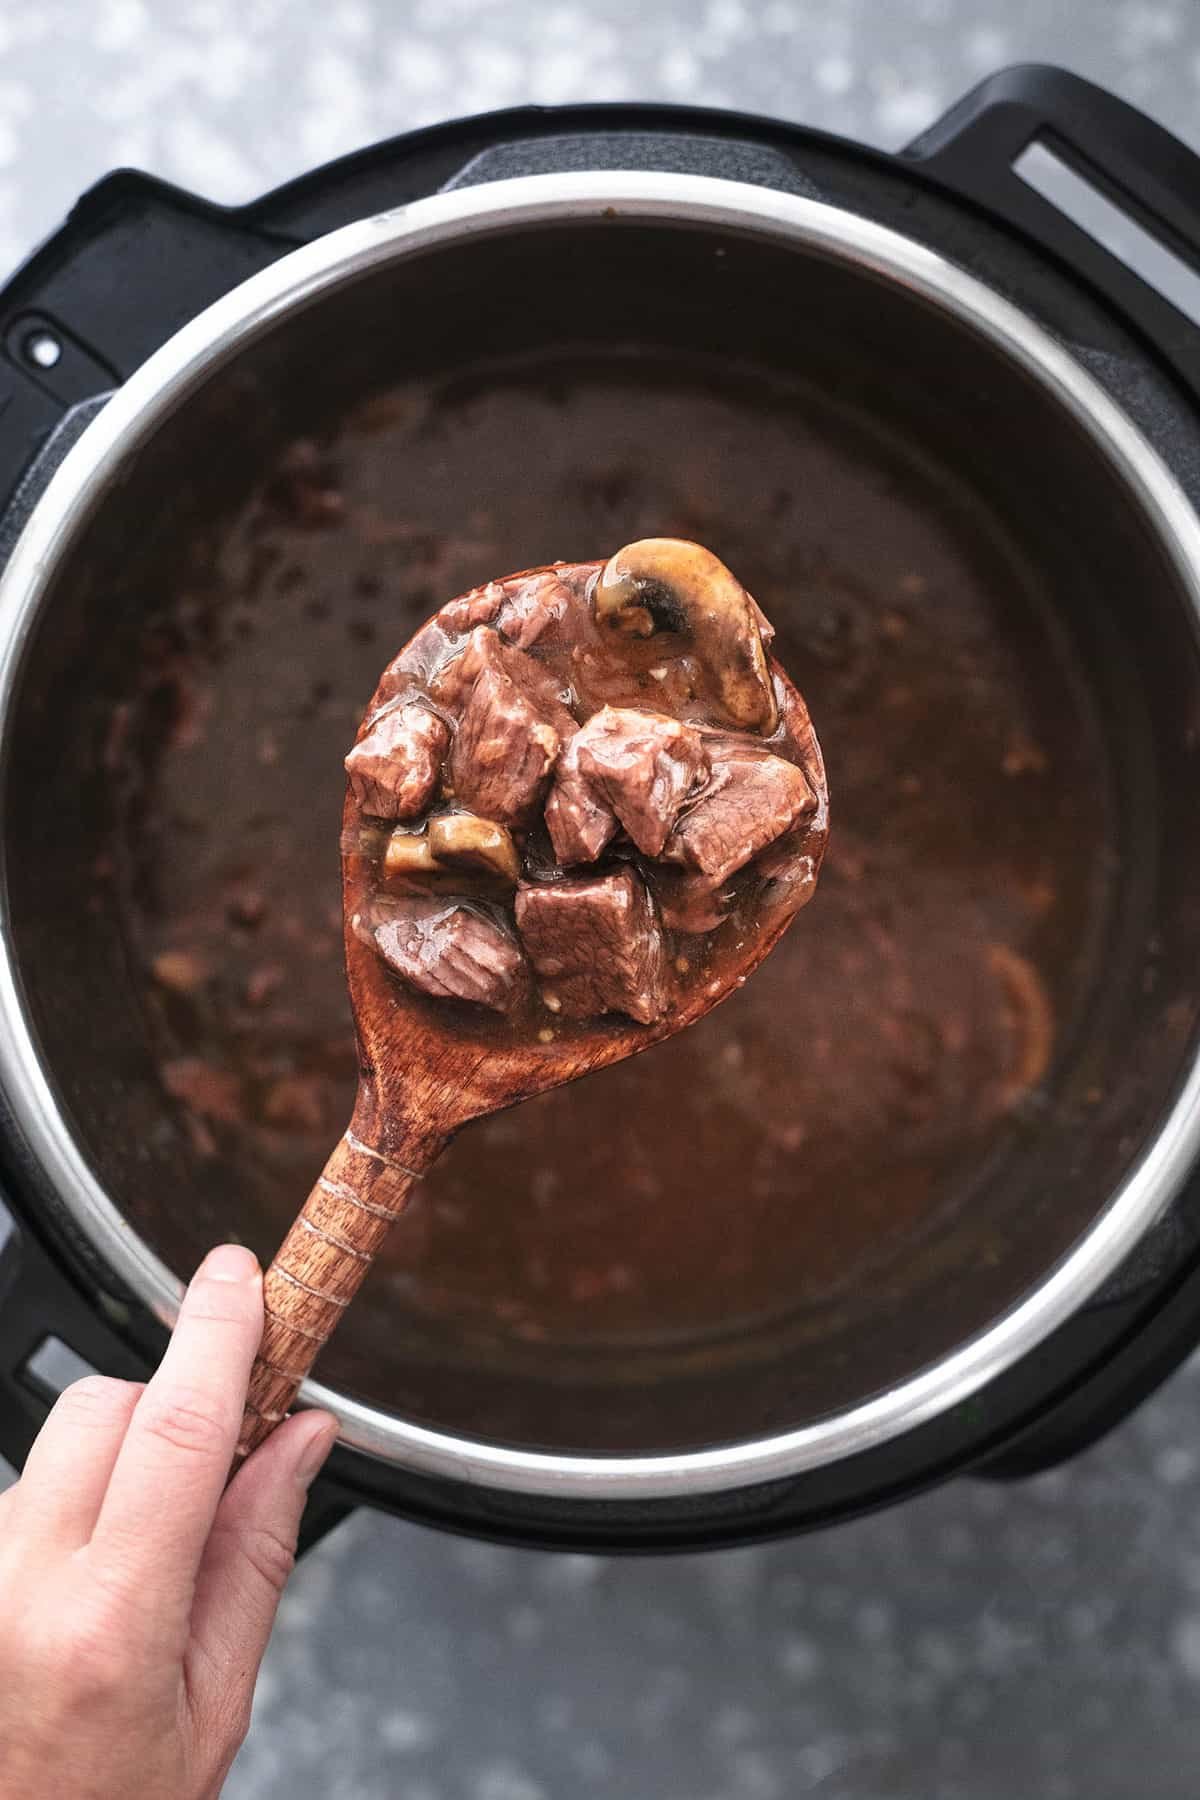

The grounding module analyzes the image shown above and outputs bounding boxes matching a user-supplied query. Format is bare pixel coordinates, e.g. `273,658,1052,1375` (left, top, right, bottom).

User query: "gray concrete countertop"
4,4,1200,1796
1,0,1199,274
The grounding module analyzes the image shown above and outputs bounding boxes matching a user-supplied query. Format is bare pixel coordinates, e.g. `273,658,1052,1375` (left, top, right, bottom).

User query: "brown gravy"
115,351,1110,1382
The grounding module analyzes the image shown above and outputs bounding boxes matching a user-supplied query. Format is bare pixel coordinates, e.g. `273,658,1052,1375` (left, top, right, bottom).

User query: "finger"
90,1245,263,1610
187,1410,337,1709
0,1477,19,1531
9,1377,143,1548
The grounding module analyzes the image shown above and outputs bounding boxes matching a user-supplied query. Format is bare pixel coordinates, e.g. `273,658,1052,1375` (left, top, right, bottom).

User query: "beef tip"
151,949,208,994
544,733,618,865
244,963,286,1007
754,825,821,910
442,628,577,827
262,1075,327,1132
268,439,344,527
495,571,573,649
434,625,576,723
437,580,504,637
373,906,526,1012
515,869,671,1025
653,868,733,934
438,571,573,650
162,1057,244,1124
543,706,706,864
345,701,450,819
430,627,494,710
451,669,561,826
664,732,816,884
572,706,708,857
227,886,268,928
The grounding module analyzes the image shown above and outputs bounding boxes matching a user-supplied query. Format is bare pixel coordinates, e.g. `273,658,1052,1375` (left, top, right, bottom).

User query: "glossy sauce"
349,555,826,1040
115,352,1109,1370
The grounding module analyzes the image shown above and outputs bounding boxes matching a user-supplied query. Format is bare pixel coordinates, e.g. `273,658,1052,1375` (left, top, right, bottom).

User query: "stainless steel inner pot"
2,172,1200,1500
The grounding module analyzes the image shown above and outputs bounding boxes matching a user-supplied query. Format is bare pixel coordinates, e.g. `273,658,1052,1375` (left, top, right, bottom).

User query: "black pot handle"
905,63,1200,399
0,1186,147,1470
0,1189,353,1551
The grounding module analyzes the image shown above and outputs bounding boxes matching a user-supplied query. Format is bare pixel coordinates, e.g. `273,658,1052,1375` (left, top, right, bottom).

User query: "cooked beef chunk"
544,706,706,864
437,581,504,637
349,552,827,1034
373,906,526,1011
344,701,450,819
664,734,816,884
430,625,493,710
572,706,708,857
495,571,573,649
436,571,571,649
515,869,671,1024
653,868,733,934
451,667,562,825
441,628,577,827
437,625,576,721
162,1057,244,1123
754,825,821,902
544,734,619,865
268,439,344,528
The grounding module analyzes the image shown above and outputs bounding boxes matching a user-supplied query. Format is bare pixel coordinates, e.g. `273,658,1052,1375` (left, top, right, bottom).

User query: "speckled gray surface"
4,3,1200,1796
0,0,1198,275
237,1370,1200,1800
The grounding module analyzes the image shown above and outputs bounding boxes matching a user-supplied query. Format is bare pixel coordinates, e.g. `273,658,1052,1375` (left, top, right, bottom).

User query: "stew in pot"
108,349,1107,1418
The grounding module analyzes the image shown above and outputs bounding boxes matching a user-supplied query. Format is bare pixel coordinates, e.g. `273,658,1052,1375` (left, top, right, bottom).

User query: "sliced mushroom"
383,830,438,878
427,813,521,884
592,538,778,733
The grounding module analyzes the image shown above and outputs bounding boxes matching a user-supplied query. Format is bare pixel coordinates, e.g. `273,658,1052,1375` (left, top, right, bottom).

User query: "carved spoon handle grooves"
236,1118,445,1461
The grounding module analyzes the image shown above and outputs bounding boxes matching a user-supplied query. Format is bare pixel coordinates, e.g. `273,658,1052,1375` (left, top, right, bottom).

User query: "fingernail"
200,1243,261,1284
295,1415,338,1485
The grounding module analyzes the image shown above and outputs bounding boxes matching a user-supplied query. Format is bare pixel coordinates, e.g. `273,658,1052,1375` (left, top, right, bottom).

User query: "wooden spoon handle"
236,1119,445,1461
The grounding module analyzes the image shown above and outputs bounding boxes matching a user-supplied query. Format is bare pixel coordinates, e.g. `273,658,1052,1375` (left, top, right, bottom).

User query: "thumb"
187,1410,337,1708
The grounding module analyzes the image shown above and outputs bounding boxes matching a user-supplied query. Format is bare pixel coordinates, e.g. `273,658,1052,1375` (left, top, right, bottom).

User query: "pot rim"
1,170,1199,1500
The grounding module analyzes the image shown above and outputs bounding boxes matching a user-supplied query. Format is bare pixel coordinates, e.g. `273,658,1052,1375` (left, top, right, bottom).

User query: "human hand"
0,1244,337,1800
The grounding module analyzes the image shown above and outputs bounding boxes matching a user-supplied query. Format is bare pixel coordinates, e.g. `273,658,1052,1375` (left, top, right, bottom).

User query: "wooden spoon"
236,550,829,1460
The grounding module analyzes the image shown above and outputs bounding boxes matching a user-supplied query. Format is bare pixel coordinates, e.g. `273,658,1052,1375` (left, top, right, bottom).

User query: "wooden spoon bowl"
237,561,828,1459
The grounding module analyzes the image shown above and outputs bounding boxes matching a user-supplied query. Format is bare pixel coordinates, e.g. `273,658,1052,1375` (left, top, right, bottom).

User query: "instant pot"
2,64,1200,1552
